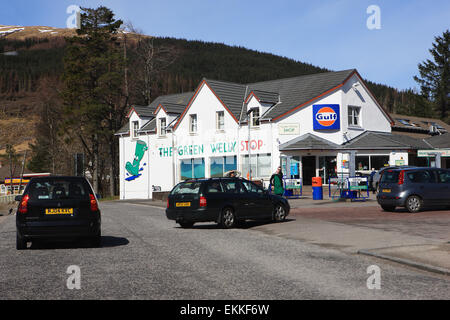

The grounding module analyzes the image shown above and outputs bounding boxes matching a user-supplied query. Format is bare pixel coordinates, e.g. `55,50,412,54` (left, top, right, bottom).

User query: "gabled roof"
279,133,340,150
155,102,187,115
424,133,450,148
128,105,157,118
245,89,279,104
115,122,129,135
246,69,357,120
343,131,429,150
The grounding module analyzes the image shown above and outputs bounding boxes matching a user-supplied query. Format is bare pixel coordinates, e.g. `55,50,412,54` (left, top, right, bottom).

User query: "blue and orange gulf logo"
313,104,340,130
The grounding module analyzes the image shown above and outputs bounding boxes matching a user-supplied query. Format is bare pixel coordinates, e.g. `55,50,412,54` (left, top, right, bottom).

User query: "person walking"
270,166,284,196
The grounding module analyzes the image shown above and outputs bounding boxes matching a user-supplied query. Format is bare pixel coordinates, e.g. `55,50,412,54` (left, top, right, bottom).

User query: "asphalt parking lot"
0,201,449,299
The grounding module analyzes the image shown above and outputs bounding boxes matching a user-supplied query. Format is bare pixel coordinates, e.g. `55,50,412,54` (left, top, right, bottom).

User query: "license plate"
45,208,74,215
382,189,391,193
176,202,191,207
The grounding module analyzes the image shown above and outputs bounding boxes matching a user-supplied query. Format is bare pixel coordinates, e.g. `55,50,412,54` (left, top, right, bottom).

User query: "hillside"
0,25,434,156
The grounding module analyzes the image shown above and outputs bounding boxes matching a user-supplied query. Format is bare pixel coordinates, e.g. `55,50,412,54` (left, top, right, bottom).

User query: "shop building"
116,69,448,199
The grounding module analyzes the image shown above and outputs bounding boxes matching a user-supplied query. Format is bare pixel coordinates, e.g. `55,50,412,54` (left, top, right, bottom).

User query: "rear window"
380,170,400,183
27,178,91,200
437,170,450,183
170,181,202,195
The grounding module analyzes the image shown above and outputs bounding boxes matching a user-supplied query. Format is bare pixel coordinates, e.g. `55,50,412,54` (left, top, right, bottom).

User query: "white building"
116,69,433,199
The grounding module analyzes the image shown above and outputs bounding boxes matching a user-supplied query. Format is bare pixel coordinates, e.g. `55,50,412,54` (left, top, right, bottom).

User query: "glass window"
180,158,205,180
180,159,193,180
27,178,90,201
210,156,237,178
159,118,166,136
189,114,197,133
380,170,400,183
348,106,361,126
356,156,370,171
242,180,264,194
205,181,223,193
371,156,389,170
216,111,224,130
132,121,139,138
251,108,260,127
407,170,434,183
437,170,450,183
241,154,271,178
221,180,241,194
170,181,202,195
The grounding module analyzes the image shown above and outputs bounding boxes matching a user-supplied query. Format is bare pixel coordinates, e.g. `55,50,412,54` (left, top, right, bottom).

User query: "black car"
15,176,101,250
166,177,290,228
377,167,450,213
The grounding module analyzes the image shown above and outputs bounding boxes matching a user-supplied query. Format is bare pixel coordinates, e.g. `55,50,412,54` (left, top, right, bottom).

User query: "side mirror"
15,195,22,202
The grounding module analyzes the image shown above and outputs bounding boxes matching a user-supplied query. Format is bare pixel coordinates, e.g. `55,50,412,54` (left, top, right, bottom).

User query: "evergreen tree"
414,30,450,123
62,6,125,194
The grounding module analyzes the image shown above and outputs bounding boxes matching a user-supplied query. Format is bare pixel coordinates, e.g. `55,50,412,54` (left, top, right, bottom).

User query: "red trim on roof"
126,106,136,118
172,80,239,131
271,82,345,121
154,103,167,115
245,91,260,104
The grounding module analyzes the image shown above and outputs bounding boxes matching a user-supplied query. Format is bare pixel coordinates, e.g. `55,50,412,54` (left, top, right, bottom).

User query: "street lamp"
246,107,259,181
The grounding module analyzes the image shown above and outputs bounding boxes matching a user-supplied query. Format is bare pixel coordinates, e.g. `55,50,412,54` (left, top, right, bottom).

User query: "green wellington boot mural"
125,140,148,181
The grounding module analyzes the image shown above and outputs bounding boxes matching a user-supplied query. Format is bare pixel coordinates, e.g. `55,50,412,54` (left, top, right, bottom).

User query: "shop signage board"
313,104,340,130
278,124,300,135
418,149,450,157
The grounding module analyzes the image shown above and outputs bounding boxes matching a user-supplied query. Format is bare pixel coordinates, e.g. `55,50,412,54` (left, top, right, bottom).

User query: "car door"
405,170,437,205
220,179,251,219
241,180,273,219
434,169,450,205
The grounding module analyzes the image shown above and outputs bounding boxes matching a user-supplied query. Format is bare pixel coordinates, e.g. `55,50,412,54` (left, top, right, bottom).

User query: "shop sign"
278,124,300,135
159,140,264,157
418,149,450,157
313,104,340,130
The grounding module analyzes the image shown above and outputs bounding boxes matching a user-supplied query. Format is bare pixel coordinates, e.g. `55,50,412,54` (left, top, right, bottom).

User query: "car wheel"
16,232,27,250
273,204,287,222
405,195,422,213
381,205,396,212
220,207,236,229
179,221,194,228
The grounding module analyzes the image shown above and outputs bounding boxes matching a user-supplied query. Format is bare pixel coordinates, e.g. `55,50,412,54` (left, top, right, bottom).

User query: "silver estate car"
377,167,450,213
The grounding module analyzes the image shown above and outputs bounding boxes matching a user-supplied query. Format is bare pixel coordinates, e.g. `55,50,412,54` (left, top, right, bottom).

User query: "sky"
1,0,449,91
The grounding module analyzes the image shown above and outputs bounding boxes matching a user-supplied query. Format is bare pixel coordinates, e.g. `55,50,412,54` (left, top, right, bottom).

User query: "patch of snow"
38,29,52,33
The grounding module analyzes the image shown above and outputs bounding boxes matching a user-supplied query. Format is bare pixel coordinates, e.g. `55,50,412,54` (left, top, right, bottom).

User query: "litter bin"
312,177,323,200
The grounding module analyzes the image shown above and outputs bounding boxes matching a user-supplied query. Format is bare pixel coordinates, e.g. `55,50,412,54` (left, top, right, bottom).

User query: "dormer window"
251,108,260,127
159,117,167,136
131,121,139,139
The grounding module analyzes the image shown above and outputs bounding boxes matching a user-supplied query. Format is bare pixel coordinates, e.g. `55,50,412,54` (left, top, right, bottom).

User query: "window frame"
158,117,167,136
216,111,225,131
189,114,198,134
251,108,260,127
348,106,361,127
131,120,139,139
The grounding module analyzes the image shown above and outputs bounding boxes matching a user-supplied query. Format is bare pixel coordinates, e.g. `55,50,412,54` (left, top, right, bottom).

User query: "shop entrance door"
319,156,336,184
302,156,316,186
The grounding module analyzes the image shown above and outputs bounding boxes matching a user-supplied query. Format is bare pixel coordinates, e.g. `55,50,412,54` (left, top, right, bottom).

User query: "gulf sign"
313,104,340,130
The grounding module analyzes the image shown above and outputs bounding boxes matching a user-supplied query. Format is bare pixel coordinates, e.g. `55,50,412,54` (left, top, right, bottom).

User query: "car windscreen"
170,181,202,195
27,179,91,201
380,170,400,183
